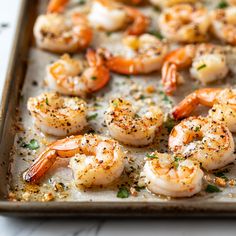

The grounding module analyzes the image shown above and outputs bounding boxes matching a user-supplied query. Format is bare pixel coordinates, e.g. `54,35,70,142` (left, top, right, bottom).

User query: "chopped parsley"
117,186,129,198
77,0,86,5
45,97,49,106
87,113,98,121
214,170,229,181
90,76,97,81
112,100,118,107
135,186,145,192
164,116,175,133
205,184,222,193
194,126,200,132
140,94,146,100
173,156,184,168
106,32,113,37
217,1,228,8
21,139,40,150
146,153,158,159
148,30,163,40
197,64,207,71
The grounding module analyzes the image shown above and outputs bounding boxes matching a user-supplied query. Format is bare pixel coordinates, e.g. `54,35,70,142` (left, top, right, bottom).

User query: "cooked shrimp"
105,98,163,146
23,134,124,187
162,44,228,94
158,4,210,43
103,34,168,75
27,92,87,136
34,12,93,53
169,117,235,170
88,0,149,35
172,88,236,132
211,7,236,45
143,152,203,197
46,49,110,96
149,0,197,8
47,0,69,13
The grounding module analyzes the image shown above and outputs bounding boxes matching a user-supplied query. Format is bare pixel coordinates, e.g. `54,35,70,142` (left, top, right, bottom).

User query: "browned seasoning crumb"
145,85,155,94
215,177,226,187
22,192,31,201
54,182,65,192
8,191,17,201
229,179,236,187
42,192,55,202
130,187,138,197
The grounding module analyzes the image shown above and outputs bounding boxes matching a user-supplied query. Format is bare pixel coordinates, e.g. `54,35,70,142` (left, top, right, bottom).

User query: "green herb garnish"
214,170,229,181
117,186,129,198
78,0,86,5
90,76,97,81
140,95,146,100
205,184,222,193
148,30,163,40
146,153,158,159
87,113,98,121
21,139,40,150
197,64,207,71
164,117,175,133
45,97,49,106
217,1,228,8
173,156,184,168
194,126,200,132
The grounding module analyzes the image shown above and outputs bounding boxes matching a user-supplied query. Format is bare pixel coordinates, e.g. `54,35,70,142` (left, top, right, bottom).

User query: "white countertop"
1,1,236,235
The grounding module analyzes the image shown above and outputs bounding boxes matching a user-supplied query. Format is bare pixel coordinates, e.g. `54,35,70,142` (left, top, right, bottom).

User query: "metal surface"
1,0,236,217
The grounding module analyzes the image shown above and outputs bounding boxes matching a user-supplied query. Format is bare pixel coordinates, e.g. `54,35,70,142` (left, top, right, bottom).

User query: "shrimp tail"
47,0,69,13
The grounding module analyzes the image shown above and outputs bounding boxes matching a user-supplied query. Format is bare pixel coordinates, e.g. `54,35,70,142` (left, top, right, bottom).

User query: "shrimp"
103,34,168,75
34,12,93,53
23,134,124,187
143,152,203,197
169,117,235,170
27,92,87,136
46,49,110,96
162,44,228,94
172,88,236,132
105,98,163,146
158,4,210,43
211,7,236,45
149,0,197,8
88,0,149,35
47,0,69,13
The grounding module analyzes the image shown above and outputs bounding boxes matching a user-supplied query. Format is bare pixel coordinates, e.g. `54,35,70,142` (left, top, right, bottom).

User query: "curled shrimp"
46,49,110,96
162,44,228,95
172,88,236,132
47,0,69,13
34,12,93,53
149,0,198,8
105,98,163,146
169,117,235,170
211,7,236,45
158,4,210,43
23,134,124,187
27,92,87,136
143,152,203,197
103,34,168,75
88,0,149,35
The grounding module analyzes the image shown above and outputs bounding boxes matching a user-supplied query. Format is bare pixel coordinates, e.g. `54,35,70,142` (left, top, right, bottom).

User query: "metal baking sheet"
1,0,236,216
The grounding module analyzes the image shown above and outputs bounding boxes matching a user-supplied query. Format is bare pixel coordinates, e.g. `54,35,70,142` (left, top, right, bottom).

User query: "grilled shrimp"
103,34,168,75
27,92,87,136
162,44,228,94
143,152,203,197
23,134,124,187
172,88,236,132
34,12,93,53
211,7,236,45
158,4,210,43
105,98,163,146
169,117,235,170
88,0,149,35
46,49,110,96
149,0,197,8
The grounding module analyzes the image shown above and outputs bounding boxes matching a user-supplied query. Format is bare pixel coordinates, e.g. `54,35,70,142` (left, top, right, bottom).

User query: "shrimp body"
34,13,93,53
105,98,163,146
169,117,235,170
23,134,124,187
162,44,228,94
27,92,87,136
88,0,149,35
211,7,236,45
158,4,210,43
149,0,197,8
105,34,168,75
143,152,203,197
46,50,110,96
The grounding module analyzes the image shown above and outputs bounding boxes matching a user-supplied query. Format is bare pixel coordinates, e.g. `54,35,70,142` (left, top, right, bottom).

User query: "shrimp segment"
105,98,163,146
162,44,228,94
158,4,210,43
169,117,235,170
23,134,124,187
173,88,236,132
88,0,149,35
47,0,69,13
46,49,110,96
150,0,197,8
104,34,168,75
143,152,203,197
27,92,87,136
34,12,92,53
211,7,236,45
